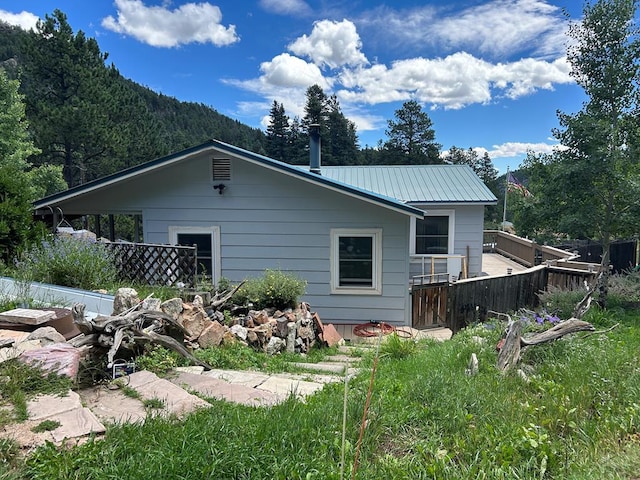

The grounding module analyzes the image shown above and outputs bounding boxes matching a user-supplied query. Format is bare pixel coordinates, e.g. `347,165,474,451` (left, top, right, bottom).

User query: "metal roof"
316,165,497,204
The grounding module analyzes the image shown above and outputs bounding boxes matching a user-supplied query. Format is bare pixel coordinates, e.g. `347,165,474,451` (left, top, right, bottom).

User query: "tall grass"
19,306,640,479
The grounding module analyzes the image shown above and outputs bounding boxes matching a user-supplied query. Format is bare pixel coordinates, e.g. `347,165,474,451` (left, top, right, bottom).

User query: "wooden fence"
412,265,597,332
105,242,198,287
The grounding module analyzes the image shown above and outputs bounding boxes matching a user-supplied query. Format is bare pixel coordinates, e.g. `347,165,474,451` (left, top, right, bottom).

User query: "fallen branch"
520,319,595,346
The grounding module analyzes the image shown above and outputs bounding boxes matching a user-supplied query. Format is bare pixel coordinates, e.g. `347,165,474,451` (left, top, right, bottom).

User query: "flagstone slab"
171,371,281,407
0,308,55,325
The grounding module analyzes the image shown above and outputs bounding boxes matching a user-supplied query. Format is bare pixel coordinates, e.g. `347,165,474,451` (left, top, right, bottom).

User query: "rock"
160,298,184,321
286,322,296,353
222,331,237,346
198,321,227,348
247,323,272,351
297,325,314,341
320,323,343,348
26,327,66,345
192,295,204,308
230,324,248,341
266,337,286,355
252,311,270,326
141,297,162,312
178,305,210,341
112,288,140,315
275,317,289,338
18,343,81,378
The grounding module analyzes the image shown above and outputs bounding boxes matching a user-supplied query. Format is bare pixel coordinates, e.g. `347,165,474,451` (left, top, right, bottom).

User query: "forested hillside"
0,13,266,189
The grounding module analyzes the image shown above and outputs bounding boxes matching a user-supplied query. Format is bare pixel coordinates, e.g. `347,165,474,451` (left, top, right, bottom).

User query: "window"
331,229,382,294
410,211,454,255
169,226,220,283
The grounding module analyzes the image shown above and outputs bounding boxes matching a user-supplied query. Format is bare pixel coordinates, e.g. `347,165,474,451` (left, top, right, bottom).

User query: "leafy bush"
231,269,306,310
15,236,117,290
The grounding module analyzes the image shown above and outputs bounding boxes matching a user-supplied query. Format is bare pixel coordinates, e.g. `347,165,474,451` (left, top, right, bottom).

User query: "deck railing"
484,230,577,267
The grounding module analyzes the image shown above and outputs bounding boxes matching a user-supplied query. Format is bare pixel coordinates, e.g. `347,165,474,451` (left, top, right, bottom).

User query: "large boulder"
178,304,210,341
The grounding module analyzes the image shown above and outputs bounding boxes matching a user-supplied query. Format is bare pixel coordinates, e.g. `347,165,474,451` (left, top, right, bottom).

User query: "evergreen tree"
265,100,291,162
0,70,46,262
383,100,442,164
326,95,360,165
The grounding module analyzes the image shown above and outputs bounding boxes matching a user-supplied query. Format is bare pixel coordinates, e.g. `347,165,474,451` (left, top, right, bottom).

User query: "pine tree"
265,100,291,162
384,100,441,164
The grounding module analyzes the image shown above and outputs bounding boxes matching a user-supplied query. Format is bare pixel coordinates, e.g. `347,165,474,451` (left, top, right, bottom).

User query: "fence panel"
105,242,197,287
447,267,548,332
411,283,448,328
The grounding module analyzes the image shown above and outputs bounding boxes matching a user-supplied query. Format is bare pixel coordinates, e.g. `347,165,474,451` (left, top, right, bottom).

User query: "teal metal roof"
317,165,497,204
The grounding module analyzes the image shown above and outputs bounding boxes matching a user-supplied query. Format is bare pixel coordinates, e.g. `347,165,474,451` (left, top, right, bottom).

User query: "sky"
0,0,590,173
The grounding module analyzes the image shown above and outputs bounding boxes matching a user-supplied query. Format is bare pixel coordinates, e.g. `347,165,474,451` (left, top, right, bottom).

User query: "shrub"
232,269,306,310
15,236,117,290
537,286,586,320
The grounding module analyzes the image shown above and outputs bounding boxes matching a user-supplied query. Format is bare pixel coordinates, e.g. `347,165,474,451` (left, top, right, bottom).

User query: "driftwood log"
496,263,604,372
70,303,212,370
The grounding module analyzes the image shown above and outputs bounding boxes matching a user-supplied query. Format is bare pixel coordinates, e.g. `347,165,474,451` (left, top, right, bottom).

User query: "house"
33,136,496,329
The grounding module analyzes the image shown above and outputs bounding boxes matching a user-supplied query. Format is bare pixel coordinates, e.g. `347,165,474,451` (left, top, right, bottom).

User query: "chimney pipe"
309,123,321,175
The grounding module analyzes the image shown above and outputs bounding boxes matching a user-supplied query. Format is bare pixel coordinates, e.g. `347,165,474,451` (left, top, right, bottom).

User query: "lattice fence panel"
106,242,197,287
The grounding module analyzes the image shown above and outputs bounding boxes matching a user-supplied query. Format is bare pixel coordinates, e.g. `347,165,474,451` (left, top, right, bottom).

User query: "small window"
212,158,231,181
331,229,382,295
416,216,449,254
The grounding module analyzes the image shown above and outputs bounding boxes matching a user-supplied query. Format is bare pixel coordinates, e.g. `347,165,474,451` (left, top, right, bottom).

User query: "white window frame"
168,225,221,284
410,210,455,256
330,228,382,295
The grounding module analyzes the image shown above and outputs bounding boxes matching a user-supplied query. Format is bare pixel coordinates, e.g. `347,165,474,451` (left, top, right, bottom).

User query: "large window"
411,211,454,255
330,229,382,295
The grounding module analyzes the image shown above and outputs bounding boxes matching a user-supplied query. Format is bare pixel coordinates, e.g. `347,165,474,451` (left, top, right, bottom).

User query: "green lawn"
5,306,640,479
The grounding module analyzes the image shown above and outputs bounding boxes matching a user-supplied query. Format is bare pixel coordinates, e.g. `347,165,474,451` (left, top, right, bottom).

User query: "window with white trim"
169,226,221,284
330,228,382,295
410,210,454,255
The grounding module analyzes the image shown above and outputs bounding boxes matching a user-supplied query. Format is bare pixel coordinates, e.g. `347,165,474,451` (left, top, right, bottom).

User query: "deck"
481,253,528,277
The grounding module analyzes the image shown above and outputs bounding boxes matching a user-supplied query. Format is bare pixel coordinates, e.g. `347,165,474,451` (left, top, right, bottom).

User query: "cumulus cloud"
0,9,40,30
259,0,312,16
102,0,239,48
288,19,368,68
337,52,571,109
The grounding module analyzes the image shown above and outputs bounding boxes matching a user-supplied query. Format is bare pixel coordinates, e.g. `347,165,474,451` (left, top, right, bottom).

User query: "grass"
0,360,72,426
11,305,640,479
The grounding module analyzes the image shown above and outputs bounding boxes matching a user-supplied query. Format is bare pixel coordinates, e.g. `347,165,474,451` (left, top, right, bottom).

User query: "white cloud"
480,141,565,158
0,9,39,30
337,52,571,109
358,0,568,59
101,0,239,48
259,0,312,16
288,19,368,68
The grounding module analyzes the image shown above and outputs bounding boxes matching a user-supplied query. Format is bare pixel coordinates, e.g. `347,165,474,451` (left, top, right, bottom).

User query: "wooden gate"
411,282,449,328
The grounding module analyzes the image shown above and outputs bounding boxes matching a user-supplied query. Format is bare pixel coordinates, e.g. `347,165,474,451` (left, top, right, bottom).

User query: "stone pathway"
1,351,362,450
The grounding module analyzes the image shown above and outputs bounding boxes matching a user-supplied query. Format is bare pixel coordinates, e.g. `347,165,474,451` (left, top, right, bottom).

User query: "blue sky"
0,0,588,173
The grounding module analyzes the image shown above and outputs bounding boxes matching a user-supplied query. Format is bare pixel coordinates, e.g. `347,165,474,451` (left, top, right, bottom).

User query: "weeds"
0,360,72,426
31,420,61,433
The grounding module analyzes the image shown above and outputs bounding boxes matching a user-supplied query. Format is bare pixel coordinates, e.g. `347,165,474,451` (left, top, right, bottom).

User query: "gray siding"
408,205,485,280
135,153,412,326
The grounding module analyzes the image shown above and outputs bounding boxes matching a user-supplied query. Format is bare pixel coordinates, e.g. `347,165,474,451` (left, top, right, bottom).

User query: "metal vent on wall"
212,158,231,181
